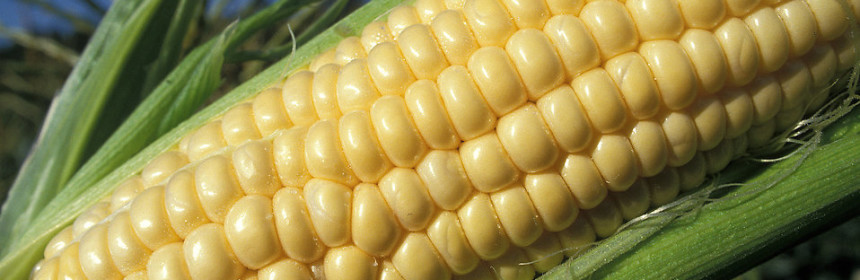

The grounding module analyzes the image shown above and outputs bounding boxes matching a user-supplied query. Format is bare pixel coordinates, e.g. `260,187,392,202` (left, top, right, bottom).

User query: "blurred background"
0,0,857,278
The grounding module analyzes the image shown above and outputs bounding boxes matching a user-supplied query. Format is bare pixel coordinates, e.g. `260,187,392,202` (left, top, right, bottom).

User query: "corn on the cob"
29,0,860,279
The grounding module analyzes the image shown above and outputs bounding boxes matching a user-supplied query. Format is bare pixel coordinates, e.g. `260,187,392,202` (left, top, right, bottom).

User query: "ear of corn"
21,0,860,279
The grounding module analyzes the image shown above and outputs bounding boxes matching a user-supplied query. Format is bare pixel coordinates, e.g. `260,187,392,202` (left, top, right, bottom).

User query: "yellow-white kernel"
705,139,734,174
427,211,480,275
640,40,698,110
324,246,378,280
467,46,528,116
417,150,474,210
677,153,706,191
463,0,517,47
233,140,279,197
259,259,313,280
524,173,578,232
775,0,819,57
379,261,405,280
725,0,761,17
432,10,479,65
339,111,392,183
304,179,353,247
572,68,628,133
496,104,559,173
130,186,180,250
335,37,367,65
310,49,336,70
147,242,190,280
662,112,698,167
457,193,510,260
79,223,123,280
338,59,382,114
592,134,640,192
224,195,282,269
312,64,343,120
58,243,86,280
74,201,111,238
221,103,261,146
107,212,151,275
352,183,401,257
583,199,623,238
413,0,446,23
195,155,245,223
545,0,584,15
445,0,465,9
745,7,791,73
604,52,661,119
611,180,651,220
32,257,59,280
487,247,534,280
186,121,226,162
44,226,74,260
523,231,564,273
305,120,358,186
626,0,685,40
556,216,596,258
501,0,550,29
806,0,850,42
646,167,681,201
141,151,189,187
804,44,838,89
560,154,608,210
509,29,567,100
720,88,755,138
272,187,325,263
690,96,728,151
677,0,726,29
371,95,428,167
273,127,312,188
361,21,394,52
716,18,760,87
832,28,860,71
368,42,416,96
393,233,451,280
648,168,680,206
283,71,319,126
405,80,461,149
164,170,210,238
536,85,593,153
388,6,421,36
183,224,246,280
460,133,520,192
437,66,497,140
580,0,639,60
491,185,543,247
680,29,729,94
397,24,450,80
543,15,601,79
628,120,669,177
747,75,784,125
379,168,435,231
252,88,291,136
110,177,144,212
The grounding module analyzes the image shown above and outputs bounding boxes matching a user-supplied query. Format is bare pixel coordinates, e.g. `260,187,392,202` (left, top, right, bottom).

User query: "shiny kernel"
523,232,563,273
283,71,319,126
677,153,707,191
130,186,181,250
304,179,352,247
611,180,651,220
233,140,279,197
807,0,850,42
460,133,520,193
453,264,494,280
334,37,366,65
720,88,755,138
488,248,535,280
690,97,728,151
464,0,517,47
338,59,381,114
679,29,729,94
747,75,784,125
491,185,543,247
74,201,111,238
745,7,791,73
467,46,528,116
379,168,435,231
592,135,639,192
427,211,480,275
183,224,246,280
536,85,593,153
640,40,698,110
110,177,144,212
312,64,343,120
324,246,378,280
79,223,122,280
305,120,358,186
371,95,428,167
626,0,685,40
583,199,623,238
195,155,245,223
388,6,420,36
506,29,566,99
259,259,313,280
725,0,761,17
572,68,628,133
445,0,466,9
186,121,226,161
58,243,86,280
414,0,446,23
804,44,838,89
393,233,451,280
557,216,596,258
524,173,578,232
715,18,760,87
705,139,734,174
580,0,639,60
437,66,496,140
361,21,393,51
147,243,191,280
253,87,291,135
628,121,669,177
141,151,189,187
662,112,699,167
339,111,392,183
273,127,312,188
368,42,416,95
457,193,510,260
497,104,559,173
405,80,461,149
108,212,151,275
431,10,479,65
310,49,336,70
165,170,210,238
501,0,550,29
545,0,584,15
417,150,474,210
604,52,661,119
677,0,725,29
380,261,405,280
397,24,450,80
776,1,819,57
273,187,325,263
222,103,261,146
224,195,282,269
32,257,59,280
44,226,74,259
352,183,401,257
543,15,601,78
560,154,608,210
